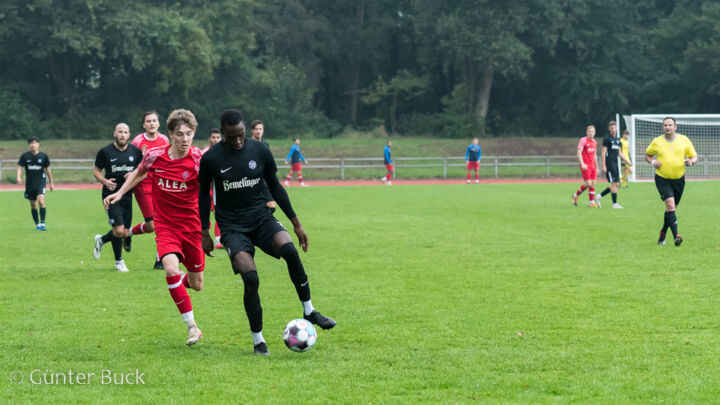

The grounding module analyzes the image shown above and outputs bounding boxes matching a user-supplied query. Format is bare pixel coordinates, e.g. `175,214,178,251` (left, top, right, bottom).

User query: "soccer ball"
283,319,317,352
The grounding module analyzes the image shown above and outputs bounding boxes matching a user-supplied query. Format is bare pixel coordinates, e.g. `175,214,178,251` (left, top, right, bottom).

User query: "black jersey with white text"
18,152,50,190
603,135,621,167
199,139,292,232
94,143,142,198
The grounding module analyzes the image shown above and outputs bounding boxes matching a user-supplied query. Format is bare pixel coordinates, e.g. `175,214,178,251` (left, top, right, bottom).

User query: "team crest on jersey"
38,158,42,163
129,156,134,161
182,171,189,179
249,160,257,169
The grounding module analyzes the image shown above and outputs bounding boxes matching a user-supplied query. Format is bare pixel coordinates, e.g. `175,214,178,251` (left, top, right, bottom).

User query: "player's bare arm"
93,165,117,191
685,156,698,166
104,167,147,208
289,216,309,252
45,167,54,191
16,166,22,185
577,147,587,171
601,146,608,173
197,156,216,257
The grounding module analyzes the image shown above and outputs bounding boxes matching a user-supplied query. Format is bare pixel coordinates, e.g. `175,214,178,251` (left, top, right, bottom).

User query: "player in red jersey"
572,125,599,207
128,111,170,269
105,109,205,346
201,128,223,248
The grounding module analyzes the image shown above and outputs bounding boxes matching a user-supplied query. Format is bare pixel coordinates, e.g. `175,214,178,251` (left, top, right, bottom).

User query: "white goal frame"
621,114,720,182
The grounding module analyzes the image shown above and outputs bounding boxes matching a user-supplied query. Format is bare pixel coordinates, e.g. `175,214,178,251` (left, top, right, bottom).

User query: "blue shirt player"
465,138,482,183
283,138,308,187
382,141,393,185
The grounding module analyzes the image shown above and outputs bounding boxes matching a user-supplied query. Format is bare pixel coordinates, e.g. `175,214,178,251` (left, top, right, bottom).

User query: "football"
283,319,317,352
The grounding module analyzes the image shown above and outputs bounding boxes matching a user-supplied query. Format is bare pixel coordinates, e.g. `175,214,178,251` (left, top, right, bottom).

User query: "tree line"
0,0,717,140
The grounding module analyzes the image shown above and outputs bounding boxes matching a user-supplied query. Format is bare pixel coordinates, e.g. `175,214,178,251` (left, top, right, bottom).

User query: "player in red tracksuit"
105,109,206,346
129,111,170,269
572,125,599,207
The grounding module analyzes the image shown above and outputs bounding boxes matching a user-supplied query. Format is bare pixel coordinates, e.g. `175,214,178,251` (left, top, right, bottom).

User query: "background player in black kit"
17,136,54,230
597,121,632,209
92,123,142,272
199,109,335,356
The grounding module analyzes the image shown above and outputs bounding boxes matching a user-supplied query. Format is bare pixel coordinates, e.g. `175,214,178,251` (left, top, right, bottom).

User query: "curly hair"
166,109,198,132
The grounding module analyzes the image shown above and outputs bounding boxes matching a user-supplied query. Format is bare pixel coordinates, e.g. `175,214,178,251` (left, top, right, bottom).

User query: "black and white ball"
283,319,317,352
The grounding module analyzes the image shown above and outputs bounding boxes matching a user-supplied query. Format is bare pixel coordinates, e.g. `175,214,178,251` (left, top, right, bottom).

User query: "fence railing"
8,154,715,182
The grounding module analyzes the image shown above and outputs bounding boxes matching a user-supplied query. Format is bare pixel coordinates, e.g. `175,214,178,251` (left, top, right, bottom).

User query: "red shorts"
134,188,154,220
290,163,302,172
156,229,205,272
467,161,479,171
581,167,597,181
385,163,394,172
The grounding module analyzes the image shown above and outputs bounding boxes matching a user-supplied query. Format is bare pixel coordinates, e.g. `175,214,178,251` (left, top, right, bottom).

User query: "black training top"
18,151,50,190
603,135,621,167
199,139,296,232
94,143,142,198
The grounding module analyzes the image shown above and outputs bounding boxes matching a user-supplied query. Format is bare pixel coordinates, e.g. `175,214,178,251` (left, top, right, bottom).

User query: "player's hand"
294,225,309,252
16,177,22,185
685,158,694,166
580,163,588,171
103,193,121,209
284,161,289,165
48,183,54,192
652,160,662,169
201,230,215,257
602,167,607,174
106,178,117,191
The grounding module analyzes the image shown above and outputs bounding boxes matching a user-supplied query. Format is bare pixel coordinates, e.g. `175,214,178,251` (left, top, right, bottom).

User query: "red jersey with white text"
577,137,597,168
132,132,169,193
138,145,202,233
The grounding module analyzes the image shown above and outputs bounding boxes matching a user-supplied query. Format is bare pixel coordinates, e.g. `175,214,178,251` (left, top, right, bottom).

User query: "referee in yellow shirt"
645,117,698,246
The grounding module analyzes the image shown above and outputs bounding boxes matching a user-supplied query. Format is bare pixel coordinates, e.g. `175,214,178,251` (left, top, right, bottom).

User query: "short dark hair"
621,130,629,135
221,109,244,128
141,110,158,127
28,136,39,143
251,120,263,129
663,116,676,125
608,120,617,127
209,128,221,136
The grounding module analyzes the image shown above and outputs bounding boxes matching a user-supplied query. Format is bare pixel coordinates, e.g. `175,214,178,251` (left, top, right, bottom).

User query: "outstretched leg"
230,251,268,355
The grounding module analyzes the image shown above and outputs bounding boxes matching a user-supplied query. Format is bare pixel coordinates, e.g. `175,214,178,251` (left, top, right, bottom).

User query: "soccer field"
2,182,720,403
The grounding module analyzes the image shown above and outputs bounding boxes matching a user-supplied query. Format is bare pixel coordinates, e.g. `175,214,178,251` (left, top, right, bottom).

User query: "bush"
0,88,39,140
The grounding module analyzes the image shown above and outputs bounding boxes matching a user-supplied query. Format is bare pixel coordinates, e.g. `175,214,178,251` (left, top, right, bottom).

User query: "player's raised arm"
104,167,147,209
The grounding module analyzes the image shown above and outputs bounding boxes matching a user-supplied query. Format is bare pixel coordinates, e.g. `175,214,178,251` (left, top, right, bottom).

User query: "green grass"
2,182,720,403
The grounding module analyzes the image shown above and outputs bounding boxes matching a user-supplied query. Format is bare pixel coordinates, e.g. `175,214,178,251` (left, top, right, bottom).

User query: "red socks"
589,187,595,202
131,223,147,236
167,274,193,317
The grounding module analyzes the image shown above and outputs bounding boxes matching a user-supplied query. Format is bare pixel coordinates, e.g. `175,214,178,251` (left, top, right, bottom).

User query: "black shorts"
605,165,620,183
655,175,685,205
221,217,288,264
106,197,133,228
24,185,46,200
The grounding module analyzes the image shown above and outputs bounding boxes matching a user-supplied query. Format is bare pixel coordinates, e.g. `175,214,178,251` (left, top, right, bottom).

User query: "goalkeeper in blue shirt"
465,138,481,183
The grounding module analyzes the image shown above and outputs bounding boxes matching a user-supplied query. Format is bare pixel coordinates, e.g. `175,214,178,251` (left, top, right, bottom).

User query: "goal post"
621,114,720,181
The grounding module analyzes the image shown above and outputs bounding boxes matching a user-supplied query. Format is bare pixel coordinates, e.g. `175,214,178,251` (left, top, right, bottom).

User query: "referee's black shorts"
654,174,685,205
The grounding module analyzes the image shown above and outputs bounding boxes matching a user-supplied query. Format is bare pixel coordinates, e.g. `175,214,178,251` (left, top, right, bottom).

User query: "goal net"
622,114,720,181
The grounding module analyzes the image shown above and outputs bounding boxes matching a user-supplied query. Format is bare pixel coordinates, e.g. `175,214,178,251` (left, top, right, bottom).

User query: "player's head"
621,129,629,139
208,128,222,146
114,123,131,147
662,117,677,136
251,120,264,141
608,120,617,135
387,140,392,147
472,137,479,145
166,109,197,154
28,136,39,153
294,138,300,144
141,111,160,136
585,125,596,138
220,109,246,150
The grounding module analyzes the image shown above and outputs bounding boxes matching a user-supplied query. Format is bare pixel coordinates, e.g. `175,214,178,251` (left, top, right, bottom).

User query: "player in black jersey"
596,121,632,209
17,137,54,230
199,109,335,356
92,123,142,272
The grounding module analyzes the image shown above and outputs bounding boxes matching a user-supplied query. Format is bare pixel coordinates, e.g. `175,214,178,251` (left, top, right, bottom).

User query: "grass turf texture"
2,181,720,402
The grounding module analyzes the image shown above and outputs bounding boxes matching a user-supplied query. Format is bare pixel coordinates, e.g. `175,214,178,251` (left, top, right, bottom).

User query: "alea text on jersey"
157,177,188,192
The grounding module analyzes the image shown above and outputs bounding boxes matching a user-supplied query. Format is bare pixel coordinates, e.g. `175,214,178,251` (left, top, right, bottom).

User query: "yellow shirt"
645,134,697,179
620,138,630,162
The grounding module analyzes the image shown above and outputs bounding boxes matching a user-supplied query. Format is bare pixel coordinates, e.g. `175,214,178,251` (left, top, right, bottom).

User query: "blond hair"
166,109,198,132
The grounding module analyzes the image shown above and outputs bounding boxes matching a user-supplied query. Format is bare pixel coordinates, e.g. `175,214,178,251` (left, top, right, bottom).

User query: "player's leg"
284,169,293,186
225,232,268,355
159,236,202,346
28,196,39,227
130,190,163,270
466,162,472,183
667,178,684,246
121,198,133,252
474,162,480,182
655,176,673,245
572,173,588,206
37,193,47,229
266,227,336,330
111,225,128,272
587,179,597,207
214,221,222,249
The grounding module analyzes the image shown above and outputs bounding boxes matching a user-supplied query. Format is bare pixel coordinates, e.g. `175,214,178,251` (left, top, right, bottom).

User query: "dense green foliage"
1,0,718,140
3,183,720,402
